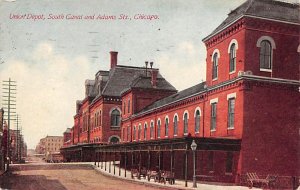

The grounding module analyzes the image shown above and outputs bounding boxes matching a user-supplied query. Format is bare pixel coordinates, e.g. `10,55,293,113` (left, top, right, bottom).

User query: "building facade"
36,136,64,155
62,0,299,187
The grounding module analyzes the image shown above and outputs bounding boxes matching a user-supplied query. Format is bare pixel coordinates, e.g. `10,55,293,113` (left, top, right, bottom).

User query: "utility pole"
2,78,17,170
14,114,21,162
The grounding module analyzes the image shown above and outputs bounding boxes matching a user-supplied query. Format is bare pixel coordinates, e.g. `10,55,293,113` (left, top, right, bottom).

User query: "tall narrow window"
94,113,97,127
174,115,178,136
260,40,272,69
127,126,130,142
128,99,130,114
123,102,126,114
122,128,125,141
229,44,236,72
99,110,102,126
133,126,136,141
165,118,169,137
228,98,235,129
138,124,141,140
183,113,188,134
111,109,120,127
212,53,218,79
157,120,161,138
150,122,154,139
211,103,217,131
195,110,200,133
226,152,233,173
144,123,147,140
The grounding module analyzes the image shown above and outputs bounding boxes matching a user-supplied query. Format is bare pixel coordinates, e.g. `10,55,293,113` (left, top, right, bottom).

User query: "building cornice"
129,75,299,120
203,15,300,43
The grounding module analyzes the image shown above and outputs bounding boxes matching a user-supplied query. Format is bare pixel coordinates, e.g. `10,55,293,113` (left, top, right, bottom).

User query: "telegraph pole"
2,78,17,170
14,114,21,162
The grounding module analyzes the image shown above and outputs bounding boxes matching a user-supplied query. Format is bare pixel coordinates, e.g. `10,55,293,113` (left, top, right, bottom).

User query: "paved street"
0,163,163,190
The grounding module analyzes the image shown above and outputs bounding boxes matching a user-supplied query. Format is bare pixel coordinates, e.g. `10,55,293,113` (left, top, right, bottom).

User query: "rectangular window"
150,122,154,139
228,98,235,129
128,99,130,114
226,152,233,173
165,119,169,137
133,127,136,141
211,103,217,131
157,121,161,138
127,127,130,142
138,125,141,140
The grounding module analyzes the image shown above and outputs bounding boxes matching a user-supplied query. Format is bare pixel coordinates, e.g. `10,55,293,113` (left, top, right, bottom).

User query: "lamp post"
191,140,197,188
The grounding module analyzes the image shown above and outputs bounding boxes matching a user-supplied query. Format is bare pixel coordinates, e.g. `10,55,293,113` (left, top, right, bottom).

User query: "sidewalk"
86,162,261,190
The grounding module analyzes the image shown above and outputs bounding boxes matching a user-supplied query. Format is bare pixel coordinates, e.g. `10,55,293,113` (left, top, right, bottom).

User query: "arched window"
111,109,120,127
195,110,200,133
229,44,236,72
173,115,178,136
138,124,141,140
183,113,188,134
109,136,120,144
150,121,154,139
212,53,218,79
133,126,136,141
144,123,147,140
165,117,169,137
157,120,161,138
260,40,272,69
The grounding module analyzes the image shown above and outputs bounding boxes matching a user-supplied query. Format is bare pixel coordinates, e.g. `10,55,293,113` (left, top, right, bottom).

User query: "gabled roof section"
203,0,300,42
137,82,206,114
101,65,176,97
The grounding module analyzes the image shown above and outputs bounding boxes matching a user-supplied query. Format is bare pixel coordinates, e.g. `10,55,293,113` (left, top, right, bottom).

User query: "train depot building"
61,0,299,188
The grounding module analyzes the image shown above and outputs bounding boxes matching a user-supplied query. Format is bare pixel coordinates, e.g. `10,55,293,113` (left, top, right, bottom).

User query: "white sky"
0,0,298,149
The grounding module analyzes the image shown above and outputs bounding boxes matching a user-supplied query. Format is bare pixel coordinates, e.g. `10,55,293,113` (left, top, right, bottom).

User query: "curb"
90,164,192,190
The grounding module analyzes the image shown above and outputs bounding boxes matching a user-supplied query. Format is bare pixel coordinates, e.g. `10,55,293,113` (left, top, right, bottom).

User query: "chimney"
151,69,158,88
110,51,118,69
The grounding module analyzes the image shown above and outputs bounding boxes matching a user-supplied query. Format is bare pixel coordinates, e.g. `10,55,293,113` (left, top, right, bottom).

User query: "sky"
0,0,298,149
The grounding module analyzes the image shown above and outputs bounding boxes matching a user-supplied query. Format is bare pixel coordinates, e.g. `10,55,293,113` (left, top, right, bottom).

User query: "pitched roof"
101,65,176,97
137,82,206,115
203,0,300,41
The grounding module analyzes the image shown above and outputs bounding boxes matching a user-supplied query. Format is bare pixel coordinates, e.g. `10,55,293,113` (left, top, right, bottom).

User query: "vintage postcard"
0,0,299,189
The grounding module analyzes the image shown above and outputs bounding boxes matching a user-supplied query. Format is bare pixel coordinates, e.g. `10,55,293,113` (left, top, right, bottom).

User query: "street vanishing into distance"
0,155,162,190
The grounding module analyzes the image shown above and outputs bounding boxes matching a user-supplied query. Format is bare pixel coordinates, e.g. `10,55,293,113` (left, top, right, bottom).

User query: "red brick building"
62,0,299,187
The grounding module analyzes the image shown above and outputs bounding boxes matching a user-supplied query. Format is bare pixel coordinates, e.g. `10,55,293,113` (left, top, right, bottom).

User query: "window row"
123,99,131,115
210,96,235,131
124,108,202,142
212,36,276,80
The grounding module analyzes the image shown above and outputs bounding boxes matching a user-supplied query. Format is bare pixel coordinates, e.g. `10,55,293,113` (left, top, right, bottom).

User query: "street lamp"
191,140,197,188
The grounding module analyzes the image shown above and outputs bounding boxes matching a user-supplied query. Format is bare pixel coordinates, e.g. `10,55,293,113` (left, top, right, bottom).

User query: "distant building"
36,136,63,155
63,128,72,147
10,129,26,162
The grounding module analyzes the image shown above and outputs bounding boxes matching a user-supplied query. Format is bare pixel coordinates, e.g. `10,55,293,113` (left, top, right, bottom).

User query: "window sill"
184,133,188,136
229,70,236,74
165,136,168,138
195,131,200,134
209,171,214,174
260,68,272,72
225,172,233,176
227,127,234,130
210,129,216,132
174,134,178,137
157,137,160,139
212,78,218,81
